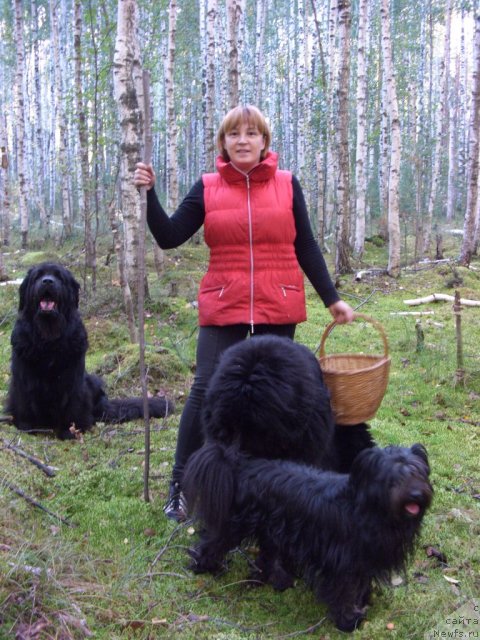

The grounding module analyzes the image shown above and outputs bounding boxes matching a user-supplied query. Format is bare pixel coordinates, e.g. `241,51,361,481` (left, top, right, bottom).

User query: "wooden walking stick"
138,69,153,502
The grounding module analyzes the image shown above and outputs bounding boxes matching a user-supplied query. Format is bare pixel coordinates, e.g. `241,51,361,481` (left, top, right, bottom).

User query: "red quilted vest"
199,151,307,328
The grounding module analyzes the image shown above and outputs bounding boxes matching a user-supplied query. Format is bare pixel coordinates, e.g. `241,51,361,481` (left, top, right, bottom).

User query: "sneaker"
163,481,187,522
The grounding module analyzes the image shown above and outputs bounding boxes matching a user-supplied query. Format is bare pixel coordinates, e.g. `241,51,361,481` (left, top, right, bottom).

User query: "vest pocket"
279,284,301,298
201,284,226,298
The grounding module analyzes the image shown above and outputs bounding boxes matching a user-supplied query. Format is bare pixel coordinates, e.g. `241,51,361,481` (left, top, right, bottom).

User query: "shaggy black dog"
5,262,172,439
183,442,433,632
200,334,375,471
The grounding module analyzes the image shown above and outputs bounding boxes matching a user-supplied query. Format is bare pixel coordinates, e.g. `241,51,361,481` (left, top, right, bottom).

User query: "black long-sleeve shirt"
146,175,340,308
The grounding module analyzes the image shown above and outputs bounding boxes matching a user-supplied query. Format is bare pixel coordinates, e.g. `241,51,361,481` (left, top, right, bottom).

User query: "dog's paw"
187,547,226,575
268,570,295,591
334,608,366,633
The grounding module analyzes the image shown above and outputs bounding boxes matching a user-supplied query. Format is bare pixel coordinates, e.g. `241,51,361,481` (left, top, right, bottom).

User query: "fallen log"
404,294,480,307
390,311,435,316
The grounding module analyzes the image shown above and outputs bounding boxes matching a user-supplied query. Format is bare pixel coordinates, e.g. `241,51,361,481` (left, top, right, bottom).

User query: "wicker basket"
318,313,391,425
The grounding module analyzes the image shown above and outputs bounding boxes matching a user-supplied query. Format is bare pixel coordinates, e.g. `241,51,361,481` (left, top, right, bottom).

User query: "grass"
0,233,479,639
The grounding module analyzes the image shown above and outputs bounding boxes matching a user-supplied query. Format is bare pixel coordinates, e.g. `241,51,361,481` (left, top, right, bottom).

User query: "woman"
134,105,353,522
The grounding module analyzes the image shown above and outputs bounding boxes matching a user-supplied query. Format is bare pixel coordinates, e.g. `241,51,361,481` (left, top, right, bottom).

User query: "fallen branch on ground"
2,480,74,526
404,294,480,307
1,437,57,477
390,311,435,316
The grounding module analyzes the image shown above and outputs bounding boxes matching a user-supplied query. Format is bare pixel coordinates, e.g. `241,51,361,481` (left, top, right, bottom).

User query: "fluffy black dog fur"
200,334,375,471
184,442,433,632
5,262,172,439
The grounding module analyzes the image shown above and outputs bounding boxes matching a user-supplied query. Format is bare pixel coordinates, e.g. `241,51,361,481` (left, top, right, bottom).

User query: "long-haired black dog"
200,334,375,471
183,442,433,632
5,262,173,439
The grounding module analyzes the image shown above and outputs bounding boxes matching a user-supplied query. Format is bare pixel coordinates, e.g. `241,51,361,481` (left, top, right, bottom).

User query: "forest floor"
0,231,479,639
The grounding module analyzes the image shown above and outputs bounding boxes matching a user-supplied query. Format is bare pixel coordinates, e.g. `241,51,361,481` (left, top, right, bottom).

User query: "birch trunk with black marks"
460,13,480,265
334,0,352,275
381,0,401,277
165,0,179,211
13,0,28,249
50,0,72,237
113,0,145,339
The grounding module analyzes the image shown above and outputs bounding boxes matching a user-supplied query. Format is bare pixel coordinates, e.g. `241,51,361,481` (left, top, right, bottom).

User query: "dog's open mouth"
39,299,57,312
404,502,421,516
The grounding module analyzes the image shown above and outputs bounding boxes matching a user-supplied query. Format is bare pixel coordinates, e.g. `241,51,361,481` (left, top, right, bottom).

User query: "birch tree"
203,0,217,172
353,0,368,257
226,0,242,109
30,0,46,226
165,0,179,210
74,0,96,283
460,12,480,266
381,0,401,277
13,0,28,249
379,64,389,239
422,0,451,256
446,55,460,223
253,0,267,108
324,0,338,237
0,116,10,247
50,0,72,237
334,0,352,274
113,0,145,339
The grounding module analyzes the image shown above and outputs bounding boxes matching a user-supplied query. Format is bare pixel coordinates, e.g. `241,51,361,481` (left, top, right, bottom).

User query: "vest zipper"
246,173,255,334
230,161,258,333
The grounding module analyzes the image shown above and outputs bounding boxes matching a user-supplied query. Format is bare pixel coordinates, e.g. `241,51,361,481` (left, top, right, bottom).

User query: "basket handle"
319,313,389,358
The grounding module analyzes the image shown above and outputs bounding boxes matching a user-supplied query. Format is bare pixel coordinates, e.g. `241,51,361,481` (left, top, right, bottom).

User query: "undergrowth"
0,232,479,639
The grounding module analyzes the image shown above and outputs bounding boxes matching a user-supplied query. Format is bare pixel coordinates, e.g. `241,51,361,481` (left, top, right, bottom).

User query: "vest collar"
216,151,278,183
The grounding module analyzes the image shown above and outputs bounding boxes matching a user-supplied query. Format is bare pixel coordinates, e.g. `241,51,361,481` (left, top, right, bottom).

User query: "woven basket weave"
318,313,391,425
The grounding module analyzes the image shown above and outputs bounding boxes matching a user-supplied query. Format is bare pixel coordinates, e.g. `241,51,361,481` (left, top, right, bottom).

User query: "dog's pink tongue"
405,502,420,516
40,300,56,311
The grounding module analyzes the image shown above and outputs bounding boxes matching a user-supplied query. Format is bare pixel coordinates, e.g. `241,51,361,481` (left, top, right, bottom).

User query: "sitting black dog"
184,442,433,632
5,262,172,439
200,334,375,471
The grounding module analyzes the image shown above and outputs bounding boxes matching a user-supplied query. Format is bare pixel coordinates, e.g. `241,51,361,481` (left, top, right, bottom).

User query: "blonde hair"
216,105,272,161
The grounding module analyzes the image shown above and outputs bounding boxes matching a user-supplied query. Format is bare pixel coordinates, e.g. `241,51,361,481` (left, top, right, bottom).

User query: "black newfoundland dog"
5,262,172,439
198,334,375,472
184,442,433,632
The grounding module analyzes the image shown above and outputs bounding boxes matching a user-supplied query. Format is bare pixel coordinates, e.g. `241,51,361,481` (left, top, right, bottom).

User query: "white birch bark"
226,0,242,109
310,0,328,235
296,0,308,182
325,0,338,235
446,55,460,223
165,0,179,210
334,0,352,274
316,150,325,246
0,115,10,247
113,0,145,295
422,0,452,256
13,0,28,249
460,13,480,265
379,66,389,239
203,0,216,172
381,0,401,277
353,0,368,257
31,0,46,226
74,0,96,278
254,0,267,108
50,0,72,236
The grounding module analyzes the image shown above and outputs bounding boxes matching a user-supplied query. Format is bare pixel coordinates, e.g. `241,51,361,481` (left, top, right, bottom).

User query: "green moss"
0,238,479,639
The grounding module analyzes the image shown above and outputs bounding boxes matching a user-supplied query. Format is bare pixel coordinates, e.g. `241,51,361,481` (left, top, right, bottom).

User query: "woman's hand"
134,162,156,190
328,300,354,324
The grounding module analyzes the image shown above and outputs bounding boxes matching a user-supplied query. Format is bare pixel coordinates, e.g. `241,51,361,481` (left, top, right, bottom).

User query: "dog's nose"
42,276,54,284
409,487,430,503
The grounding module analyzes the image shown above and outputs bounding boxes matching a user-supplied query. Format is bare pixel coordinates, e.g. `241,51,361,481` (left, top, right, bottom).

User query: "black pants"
172,323,296,484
